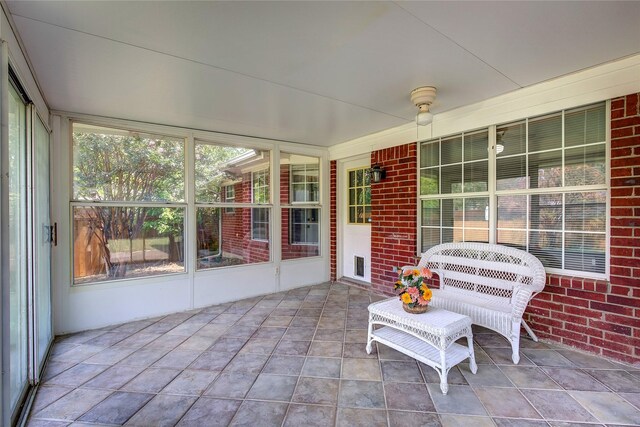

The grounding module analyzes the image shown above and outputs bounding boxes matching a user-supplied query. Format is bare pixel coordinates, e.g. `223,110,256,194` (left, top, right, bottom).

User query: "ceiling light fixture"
410,86,437,126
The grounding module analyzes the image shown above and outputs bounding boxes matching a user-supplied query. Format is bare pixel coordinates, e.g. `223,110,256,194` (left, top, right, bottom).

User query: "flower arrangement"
394,267,433,310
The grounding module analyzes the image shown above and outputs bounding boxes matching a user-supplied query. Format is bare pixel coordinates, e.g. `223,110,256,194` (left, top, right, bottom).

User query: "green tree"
74,128,183,277
195,144,248,202
73,128,249,277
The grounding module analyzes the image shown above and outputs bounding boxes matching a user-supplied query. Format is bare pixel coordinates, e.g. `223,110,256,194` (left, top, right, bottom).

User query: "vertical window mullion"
489,125,497,244
461,133,465,195
561,112,566,270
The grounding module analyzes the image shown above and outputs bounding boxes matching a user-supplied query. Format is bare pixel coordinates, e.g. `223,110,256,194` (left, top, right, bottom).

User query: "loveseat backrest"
418,243,546,303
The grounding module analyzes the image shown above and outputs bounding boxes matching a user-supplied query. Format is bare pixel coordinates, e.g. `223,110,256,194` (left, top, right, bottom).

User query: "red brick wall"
370,144,419,296
221,181,246,257
220,175,269,263
330,160,337,281
525,93,640,365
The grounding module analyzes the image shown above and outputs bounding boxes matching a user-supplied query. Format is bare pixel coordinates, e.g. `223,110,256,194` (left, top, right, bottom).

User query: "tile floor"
27,283,640,427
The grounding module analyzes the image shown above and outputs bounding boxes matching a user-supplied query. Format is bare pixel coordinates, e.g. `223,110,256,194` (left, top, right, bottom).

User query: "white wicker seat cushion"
431,289,512,315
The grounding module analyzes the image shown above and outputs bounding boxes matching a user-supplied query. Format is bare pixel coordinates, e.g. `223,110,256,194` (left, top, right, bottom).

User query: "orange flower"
402,269,413,277
401,293,413,304
422,287,432,300
420,267,432,279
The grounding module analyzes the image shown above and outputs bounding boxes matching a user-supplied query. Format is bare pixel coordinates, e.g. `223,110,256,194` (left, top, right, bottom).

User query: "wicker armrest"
510,285,533,320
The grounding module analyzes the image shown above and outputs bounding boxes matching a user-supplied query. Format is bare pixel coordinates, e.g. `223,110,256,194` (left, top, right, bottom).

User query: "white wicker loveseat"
411,242,546,364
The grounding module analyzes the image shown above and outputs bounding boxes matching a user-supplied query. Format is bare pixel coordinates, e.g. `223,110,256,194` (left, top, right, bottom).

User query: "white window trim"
346,166,372,225
224,185,235,213
69,121,189,285
417,102,610,281
251,169,270,242
290,163,320,205
289,207,320,246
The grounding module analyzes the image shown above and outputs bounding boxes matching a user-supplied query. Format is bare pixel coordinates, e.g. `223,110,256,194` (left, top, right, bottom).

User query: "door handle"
50,223,57,246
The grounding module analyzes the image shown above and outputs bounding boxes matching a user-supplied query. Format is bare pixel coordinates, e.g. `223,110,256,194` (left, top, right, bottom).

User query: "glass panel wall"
34,115,52,373
195,141,271,270
73,206,185,284
72,123,186,283
8,82,28,415
281,153,320,260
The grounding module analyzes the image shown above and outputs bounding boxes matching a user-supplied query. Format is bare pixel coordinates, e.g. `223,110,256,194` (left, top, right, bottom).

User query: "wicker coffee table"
366,298,477,394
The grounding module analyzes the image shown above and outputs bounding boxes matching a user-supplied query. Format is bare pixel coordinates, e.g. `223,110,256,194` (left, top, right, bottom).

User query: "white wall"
50,113,330,334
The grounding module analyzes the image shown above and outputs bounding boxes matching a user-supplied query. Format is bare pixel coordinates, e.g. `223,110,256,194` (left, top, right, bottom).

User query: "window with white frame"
252,169,270,241
225,185,235,202
195,142,271,269
419,102,607,276
71,123,186,284
224,185,235,213
291,164,319,203
290,163,319,245
420,130,490,248
291,208,319,245
496,103,607,274
348,167,372,224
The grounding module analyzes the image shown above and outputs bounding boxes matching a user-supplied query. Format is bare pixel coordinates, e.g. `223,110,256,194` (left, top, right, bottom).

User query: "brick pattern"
370,144,419,296
220,176,269,263
221,180,247,258
330,160,337,281
524,94,640,365
606,93,640,363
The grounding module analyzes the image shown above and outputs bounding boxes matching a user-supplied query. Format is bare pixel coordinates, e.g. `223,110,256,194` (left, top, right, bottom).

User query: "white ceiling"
6,1,640,146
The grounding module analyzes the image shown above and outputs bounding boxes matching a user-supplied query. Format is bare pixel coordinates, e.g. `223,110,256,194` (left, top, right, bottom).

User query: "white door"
4,80,53,425
340,157,371,283
31,113,53,381
7,80,29,422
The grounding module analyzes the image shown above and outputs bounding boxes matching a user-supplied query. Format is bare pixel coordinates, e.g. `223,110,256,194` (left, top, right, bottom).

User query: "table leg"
365,315,373,354
467,332,477,374
438,367,449,395
439,342,449,394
